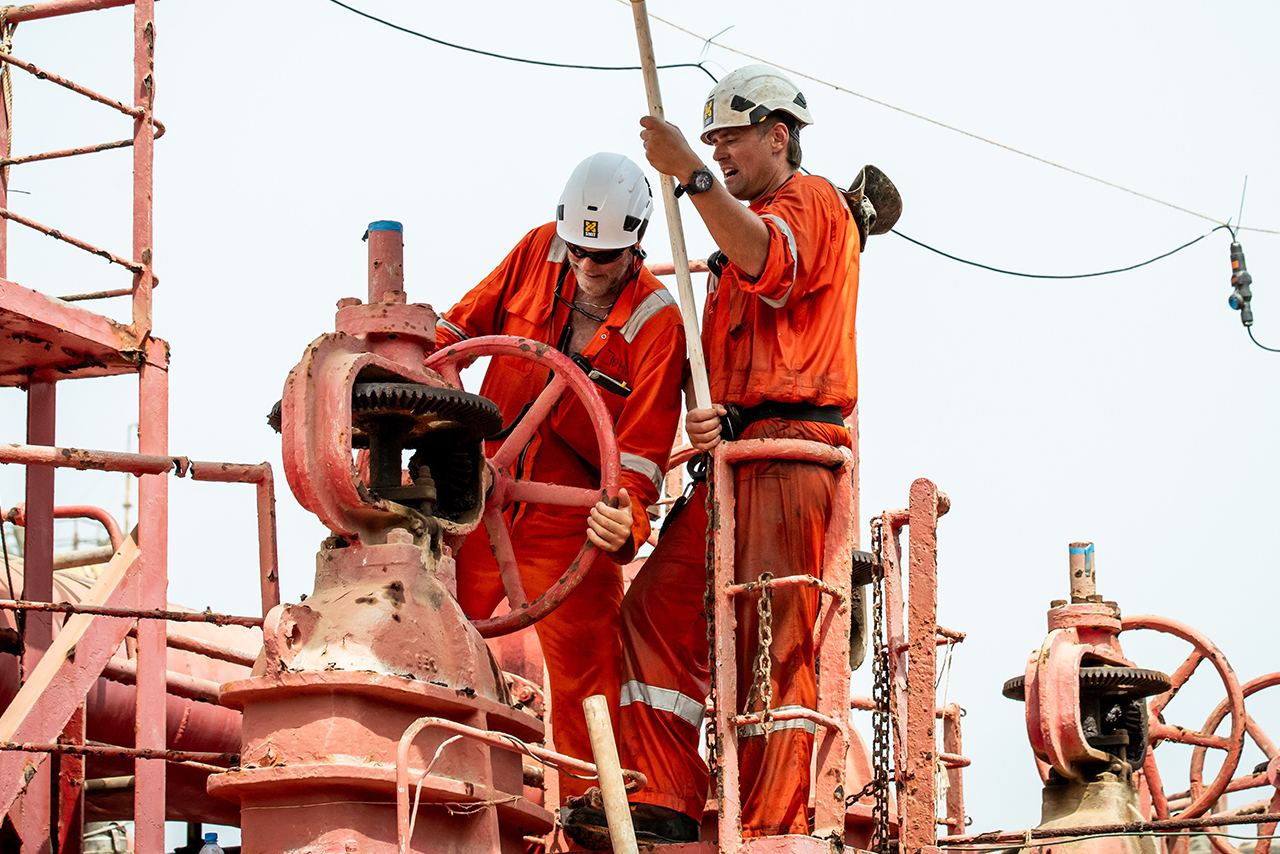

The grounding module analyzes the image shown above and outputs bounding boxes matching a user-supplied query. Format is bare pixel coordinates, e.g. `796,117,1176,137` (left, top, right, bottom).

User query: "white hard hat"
700,64,814,145
556,153,653,249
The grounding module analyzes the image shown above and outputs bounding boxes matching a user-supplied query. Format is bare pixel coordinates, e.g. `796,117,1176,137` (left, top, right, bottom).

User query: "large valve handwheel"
1121,615,1246,820
1191,673,1280,854
426,335,620,638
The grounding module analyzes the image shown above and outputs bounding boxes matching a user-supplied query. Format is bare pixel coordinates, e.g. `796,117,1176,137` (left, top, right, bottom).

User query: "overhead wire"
323,0,717,82
890,226,1230,280
630,2,1280,236
322,0,1277,348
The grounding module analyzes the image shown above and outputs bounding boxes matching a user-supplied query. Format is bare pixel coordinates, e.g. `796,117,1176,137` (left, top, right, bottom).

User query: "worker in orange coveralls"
430,152,686,800
564,66,860,847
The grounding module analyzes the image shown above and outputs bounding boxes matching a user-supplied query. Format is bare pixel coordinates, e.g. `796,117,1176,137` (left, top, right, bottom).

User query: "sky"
0,0,1277,844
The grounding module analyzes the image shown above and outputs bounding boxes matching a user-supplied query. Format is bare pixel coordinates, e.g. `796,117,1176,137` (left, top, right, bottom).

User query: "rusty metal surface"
941,812,1280,847
0,599,264,627
3,502,123,549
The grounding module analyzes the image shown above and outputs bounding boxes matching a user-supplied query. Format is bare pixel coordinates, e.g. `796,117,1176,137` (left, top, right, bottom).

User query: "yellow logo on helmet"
703,98,714,127
583,220,599,238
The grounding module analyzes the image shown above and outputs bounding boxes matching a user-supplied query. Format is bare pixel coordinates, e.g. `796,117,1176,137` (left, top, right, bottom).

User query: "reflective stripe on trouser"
455,502,623,800
618,418,846,837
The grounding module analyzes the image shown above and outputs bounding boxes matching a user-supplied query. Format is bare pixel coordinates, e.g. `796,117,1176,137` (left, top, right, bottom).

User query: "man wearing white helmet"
573,66,861,844
431,152,686,801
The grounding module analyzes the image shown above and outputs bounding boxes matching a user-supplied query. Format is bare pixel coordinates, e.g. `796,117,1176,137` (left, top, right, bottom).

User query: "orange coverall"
617,174,859,835
432,222,685,797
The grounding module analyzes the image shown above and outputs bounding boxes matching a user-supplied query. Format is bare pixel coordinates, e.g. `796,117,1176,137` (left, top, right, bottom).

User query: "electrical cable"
1247,327,1280,353
890,226,1230,280
629,1,1280,237
323,0,717,82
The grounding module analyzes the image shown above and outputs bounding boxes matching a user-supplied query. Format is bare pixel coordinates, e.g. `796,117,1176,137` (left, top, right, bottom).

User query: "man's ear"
770,122,790,155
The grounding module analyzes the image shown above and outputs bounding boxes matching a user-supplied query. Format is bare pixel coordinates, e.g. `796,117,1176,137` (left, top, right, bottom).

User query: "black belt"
721,400,844,440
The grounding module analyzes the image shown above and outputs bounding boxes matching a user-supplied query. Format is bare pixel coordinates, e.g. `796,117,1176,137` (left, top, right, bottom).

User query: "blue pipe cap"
363,220,403,241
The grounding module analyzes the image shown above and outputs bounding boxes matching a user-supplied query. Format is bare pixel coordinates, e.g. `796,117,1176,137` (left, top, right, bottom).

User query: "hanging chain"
847,517,894,853
702,457,721,790
870,518,892,854
744,571,775,739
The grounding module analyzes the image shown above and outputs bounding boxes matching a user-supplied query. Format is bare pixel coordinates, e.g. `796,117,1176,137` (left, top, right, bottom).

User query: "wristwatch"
675,166,714,198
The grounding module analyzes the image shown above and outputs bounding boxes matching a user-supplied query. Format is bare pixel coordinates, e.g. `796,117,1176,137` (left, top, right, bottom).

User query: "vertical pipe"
941,705,965,837
129,0,155,336
57,705,85,854
582,695,639,854
812,454,853,838
19,380,55,849
903,479,940,854
1068,541,1096,602
712,450,742,852
133,350,167,853
366,220,405,304
255,474,280,615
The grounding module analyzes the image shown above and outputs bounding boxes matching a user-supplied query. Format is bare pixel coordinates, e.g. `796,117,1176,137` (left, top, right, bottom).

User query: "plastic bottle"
197,832,224,854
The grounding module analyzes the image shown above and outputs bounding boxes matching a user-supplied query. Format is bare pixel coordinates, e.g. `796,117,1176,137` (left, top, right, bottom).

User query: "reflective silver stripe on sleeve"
619,680,705,728
758,214,798,308
620,289,677,343
547,233,567,263
736,705,818,739
437,318,469,340
620,453,664,493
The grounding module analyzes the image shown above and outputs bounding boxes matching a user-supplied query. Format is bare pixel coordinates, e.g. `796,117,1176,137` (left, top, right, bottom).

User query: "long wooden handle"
630,0,712,410
583,694,640,854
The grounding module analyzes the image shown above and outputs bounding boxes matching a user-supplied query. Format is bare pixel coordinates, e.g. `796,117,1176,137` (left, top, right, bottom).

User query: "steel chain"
702,457,720,790
744,571,776,739
870,517,893,853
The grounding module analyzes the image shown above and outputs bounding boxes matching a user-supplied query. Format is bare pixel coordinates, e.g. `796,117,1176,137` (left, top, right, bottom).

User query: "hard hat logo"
556,153,654,250
699,64,815,145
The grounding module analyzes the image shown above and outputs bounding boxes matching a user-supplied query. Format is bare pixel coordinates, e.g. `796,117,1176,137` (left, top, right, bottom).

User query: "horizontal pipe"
939,752,970,769
53,545,116,569
726,573,844,602
719,438,847,468
2,138,133,166
0,740,235,774
940,812,1280,847
0,51,143,118
100,658,222,703
647,259,710,276
0,0,141,23
1168,772,1269,806
0,599,263,627
733,706,843,734
58,286,134,302
0,206,143,272
84,775,135,793
125,626,257,669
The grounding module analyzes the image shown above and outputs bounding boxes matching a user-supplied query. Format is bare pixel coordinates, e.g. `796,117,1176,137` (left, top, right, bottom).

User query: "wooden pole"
629,0,712,410
582,694,639,854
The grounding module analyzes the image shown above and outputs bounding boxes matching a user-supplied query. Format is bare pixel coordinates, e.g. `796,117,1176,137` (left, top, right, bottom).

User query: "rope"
0,9,14,181
631,2,1280,236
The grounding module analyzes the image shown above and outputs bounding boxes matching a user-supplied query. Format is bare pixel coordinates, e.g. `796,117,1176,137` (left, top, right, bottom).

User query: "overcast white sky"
1,0,1277,841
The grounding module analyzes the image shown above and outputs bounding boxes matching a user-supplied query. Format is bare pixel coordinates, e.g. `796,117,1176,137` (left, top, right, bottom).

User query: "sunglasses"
566,243,629,264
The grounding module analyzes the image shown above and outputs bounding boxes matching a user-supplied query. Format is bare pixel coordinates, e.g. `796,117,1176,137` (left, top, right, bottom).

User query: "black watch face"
693,169,714,193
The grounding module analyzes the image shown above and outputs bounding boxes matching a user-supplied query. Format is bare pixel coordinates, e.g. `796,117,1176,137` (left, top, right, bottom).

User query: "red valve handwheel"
1121,615,1246,821
427,335,620,638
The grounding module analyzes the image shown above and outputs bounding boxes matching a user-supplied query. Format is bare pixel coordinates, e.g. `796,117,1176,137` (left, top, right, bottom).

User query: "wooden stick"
582,694,639,854
629,0,712,410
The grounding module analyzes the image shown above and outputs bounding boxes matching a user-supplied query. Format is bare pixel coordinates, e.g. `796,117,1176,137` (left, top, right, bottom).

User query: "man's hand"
686,405,728,452
587,488,633,553
639,116,702,183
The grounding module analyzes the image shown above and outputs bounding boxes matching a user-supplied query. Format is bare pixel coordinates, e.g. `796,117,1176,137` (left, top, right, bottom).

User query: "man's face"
566,243,636,300
708,123,781,201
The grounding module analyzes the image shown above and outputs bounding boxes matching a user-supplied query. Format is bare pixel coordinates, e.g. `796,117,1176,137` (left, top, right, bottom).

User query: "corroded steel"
426,335,621,637
940,812,1280,847
709,438,856,850
1121,614,1246,820
3,502,123,548
0,600,264,627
